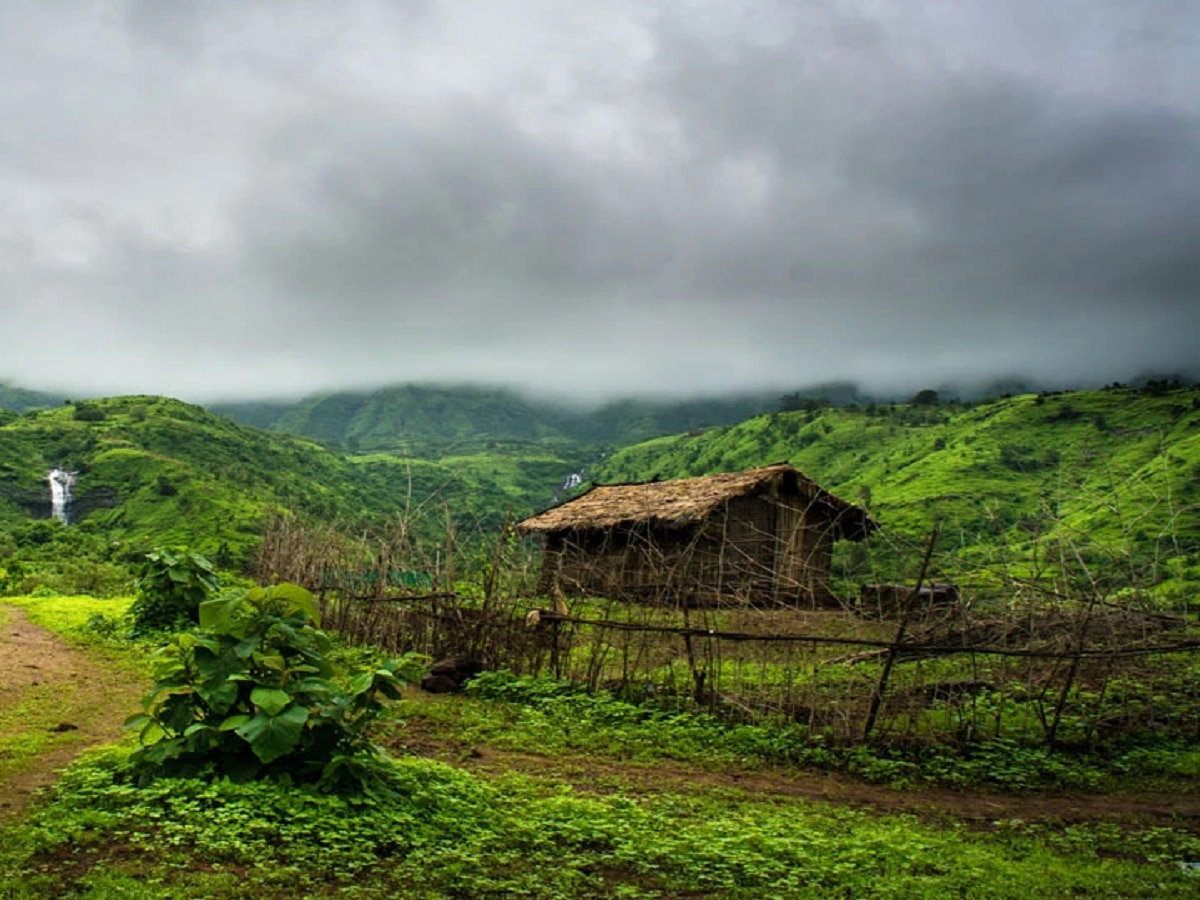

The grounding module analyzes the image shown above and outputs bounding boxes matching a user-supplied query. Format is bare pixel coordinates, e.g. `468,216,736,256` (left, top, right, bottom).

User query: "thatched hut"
516,463,875,606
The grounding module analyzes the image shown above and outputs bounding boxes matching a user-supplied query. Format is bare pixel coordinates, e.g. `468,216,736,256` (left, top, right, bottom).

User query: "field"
3,594,1200,898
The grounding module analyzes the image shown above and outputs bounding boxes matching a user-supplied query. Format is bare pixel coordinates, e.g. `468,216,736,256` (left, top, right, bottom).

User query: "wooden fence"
319,587,1200,747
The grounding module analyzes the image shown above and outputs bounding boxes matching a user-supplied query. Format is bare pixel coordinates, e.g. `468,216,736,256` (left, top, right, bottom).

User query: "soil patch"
0,605,144,822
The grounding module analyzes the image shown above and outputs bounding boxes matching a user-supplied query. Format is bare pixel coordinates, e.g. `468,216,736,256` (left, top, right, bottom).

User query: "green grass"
2,594,135,634
3,595,1200,897
421,670,1200,794
2,747,1197,898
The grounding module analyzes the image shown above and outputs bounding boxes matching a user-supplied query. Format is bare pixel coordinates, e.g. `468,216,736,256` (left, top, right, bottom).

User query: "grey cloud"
0,0,1197,401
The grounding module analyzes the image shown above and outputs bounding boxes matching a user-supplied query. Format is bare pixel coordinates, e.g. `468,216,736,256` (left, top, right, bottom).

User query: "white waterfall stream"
48,468,77,524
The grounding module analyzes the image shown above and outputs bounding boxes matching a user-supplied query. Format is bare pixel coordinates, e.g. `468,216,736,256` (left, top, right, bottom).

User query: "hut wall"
537,494,840,606
538,525,706,601
702,495,779,598
773,495,837,606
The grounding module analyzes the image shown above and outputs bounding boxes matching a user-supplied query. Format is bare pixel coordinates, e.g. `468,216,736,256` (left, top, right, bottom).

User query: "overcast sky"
1,0,1197,402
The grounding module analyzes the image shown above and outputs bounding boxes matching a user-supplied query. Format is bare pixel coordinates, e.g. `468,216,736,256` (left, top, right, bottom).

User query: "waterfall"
551,471,585,504
48,468,77,524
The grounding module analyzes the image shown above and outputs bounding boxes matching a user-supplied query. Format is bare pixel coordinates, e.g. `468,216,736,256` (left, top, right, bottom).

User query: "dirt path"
393,702,1200,834
0,605,144,822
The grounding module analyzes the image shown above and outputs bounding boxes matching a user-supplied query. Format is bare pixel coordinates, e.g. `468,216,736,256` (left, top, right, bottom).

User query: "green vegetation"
594,384,1200,593
213,382,777,455
127,546,220,633
6,383,1196,606
4,592,1200,897
0,383,64,415
4,747,1195,898
126,583,421,791
450,670,1200,793
0,395,580,589
2,380,1199,896
1,592,135,635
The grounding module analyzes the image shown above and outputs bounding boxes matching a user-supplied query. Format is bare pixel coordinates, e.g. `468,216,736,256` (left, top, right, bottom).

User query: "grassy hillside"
593,385,1200,594
4,385,1197,600
0,397,578,577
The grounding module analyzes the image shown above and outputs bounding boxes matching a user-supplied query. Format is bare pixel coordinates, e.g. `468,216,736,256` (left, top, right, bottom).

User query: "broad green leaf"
235,705,309,764
199,594,247,633
255,653,287,672
217,714,251,732
267,582,319,623
193,645,242,682
289,677,335,696
141,737,185,765
190,634,221,654
160,693,198,735
196,678,240,715
250,687,292,717
123,713,150,731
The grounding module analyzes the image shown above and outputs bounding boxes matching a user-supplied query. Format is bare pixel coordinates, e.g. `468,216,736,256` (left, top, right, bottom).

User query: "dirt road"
0,605,144,822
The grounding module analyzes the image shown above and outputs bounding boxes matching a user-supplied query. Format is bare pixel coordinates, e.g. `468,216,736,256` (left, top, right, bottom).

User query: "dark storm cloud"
0,0,1197,400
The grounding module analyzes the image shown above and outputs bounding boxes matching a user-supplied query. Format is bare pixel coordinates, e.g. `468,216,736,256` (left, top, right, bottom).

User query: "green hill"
0,396,576,574
0,383,67,414
592,385,1200,595
211,383,778,454
3,384,1198,602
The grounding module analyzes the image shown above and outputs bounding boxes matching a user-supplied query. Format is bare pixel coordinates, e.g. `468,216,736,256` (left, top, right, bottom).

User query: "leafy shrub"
127,547,219,633
72,402,106,422
125,582,424,791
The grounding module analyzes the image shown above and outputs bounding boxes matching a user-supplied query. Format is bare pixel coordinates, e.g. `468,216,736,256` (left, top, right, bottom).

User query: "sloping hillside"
0,396,572,568
0,383,64,414
592,385,1200,591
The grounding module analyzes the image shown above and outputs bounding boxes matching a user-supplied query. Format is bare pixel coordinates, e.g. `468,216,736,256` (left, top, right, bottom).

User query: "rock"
420,674,462,694
429,656,484,682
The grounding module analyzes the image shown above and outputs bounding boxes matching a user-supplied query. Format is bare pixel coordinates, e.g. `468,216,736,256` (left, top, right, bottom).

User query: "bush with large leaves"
125,582,424,791
128,546,219,634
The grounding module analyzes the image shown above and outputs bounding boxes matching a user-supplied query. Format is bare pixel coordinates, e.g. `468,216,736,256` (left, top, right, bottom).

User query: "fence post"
862,525,939,742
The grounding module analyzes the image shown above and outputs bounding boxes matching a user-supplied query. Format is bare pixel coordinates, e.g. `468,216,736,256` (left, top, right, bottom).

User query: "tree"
908,389,939,407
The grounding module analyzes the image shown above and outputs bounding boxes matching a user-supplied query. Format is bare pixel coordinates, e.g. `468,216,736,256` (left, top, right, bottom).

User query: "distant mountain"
0,383,66,414
211,383,780,453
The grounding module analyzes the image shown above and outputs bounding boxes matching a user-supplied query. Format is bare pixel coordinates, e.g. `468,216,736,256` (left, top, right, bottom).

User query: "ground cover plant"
4,594,1200,897
5,745,1200,898
416,670,1200,793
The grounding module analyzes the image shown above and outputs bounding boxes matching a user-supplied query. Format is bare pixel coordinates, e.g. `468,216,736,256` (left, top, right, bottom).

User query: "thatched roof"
517,463,875,541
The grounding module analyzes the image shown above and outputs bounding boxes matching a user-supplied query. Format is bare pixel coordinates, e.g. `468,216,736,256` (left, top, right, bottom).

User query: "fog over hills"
1,1,1197,402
